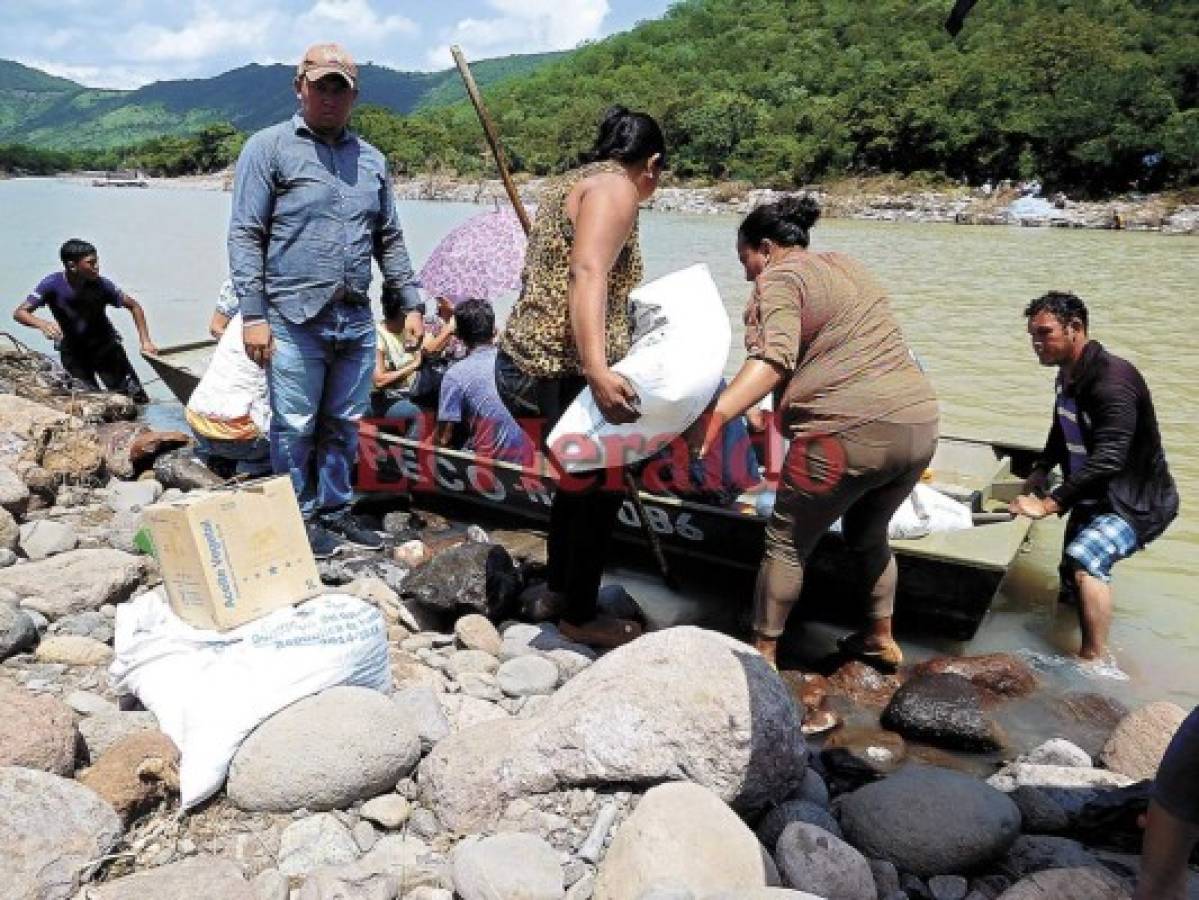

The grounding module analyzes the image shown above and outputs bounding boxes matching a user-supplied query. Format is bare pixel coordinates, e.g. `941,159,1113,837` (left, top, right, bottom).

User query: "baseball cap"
297,43,357,88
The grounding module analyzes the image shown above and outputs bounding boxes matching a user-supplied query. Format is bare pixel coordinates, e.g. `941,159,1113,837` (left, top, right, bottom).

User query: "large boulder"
994,866,1131,899
452,833,564,900
910,653,1038,698
1099,701,1189,780
594,782,776,899
228,686,421,812
0,681,80,774
0,766,123,900
421,627,807,832
402,541,522,619
838,766,1021,878
881,672,1004,752
774,822,875,900
87,856,253,899
0,548,144,619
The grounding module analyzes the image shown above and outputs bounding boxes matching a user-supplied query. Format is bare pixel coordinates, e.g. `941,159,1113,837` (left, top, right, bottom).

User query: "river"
1,177,1195,716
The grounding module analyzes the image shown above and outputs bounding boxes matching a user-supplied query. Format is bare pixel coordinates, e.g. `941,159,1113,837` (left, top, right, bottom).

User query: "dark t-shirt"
26,271,123,351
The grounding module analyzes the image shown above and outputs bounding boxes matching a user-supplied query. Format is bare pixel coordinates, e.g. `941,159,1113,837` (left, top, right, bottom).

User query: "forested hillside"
361,0,1198,193
0,52,562,150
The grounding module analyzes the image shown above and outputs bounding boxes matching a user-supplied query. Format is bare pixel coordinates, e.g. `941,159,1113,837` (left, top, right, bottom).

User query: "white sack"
110,589,390,808
185,313,270,433
811,484,975,539
549,264,731,472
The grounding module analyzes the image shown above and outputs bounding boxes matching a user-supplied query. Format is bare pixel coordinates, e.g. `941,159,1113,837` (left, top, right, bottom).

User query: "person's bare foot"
558,616,643,649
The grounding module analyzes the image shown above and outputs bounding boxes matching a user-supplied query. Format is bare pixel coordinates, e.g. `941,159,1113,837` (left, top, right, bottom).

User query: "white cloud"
24,60,175,90
428,0,609,68
304,0,418,40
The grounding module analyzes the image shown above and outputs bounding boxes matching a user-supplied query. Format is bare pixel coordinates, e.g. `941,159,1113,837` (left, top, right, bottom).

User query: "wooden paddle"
451,46,680,592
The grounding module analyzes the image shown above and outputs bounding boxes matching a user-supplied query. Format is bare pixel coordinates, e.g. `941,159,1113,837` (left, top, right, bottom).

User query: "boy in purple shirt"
435,299,532,464
13,238,157,402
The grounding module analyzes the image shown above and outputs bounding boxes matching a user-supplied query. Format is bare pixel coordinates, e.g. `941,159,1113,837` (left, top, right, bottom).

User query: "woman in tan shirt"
694,195,939,671
496,106,666,647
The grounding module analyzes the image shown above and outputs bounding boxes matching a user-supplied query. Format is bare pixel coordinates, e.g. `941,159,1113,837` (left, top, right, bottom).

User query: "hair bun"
775,194,821,232
600,105,631,129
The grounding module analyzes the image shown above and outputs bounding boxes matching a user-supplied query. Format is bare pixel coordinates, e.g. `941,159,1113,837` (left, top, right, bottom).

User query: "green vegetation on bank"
361,0,1198,194
3,1,1196,195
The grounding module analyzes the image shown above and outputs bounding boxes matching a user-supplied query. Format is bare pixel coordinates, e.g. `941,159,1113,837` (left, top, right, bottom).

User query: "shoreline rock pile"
2,382,1195,899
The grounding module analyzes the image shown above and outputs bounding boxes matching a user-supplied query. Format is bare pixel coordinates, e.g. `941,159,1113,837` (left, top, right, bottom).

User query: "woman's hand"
588,367,640,425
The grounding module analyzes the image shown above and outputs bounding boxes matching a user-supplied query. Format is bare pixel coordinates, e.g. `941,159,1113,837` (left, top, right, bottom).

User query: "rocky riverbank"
2,345,1196,899
46,171,1199,235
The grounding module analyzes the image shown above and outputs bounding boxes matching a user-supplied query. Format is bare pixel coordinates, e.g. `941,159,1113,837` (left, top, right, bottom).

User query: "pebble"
351,819,378,852
930,874,969,900
0,548,16,567
497,654,560,697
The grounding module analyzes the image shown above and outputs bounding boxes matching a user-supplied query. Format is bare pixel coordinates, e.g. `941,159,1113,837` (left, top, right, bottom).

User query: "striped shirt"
1055,374,1089,476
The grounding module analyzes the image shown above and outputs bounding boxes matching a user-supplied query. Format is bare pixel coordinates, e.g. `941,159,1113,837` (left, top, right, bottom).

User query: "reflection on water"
0,178,1195,710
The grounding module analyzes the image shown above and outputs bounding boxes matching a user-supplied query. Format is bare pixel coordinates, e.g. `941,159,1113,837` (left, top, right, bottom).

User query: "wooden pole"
451,46,679,592
451,46,531,235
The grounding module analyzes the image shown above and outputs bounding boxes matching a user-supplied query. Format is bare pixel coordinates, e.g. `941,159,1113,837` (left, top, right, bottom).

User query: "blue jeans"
194,434,273,477
268,301,375,520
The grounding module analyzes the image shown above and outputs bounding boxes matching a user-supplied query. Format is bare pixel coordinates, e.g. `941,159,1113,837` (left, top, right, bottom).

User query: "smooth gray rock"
105,478,163,513
996,836,1100,881
422,628,807,832
0,547,16,567
869,859,901,898
839,767,1021,878
0,548,144,618
1009,786,1070,834
594,782,775,899
1,601,37,660
446,648,501,678
18,520,78,560
392,683,451,751
0,766,123,900
453,832,565,900
88,856,253,899
228,686,421,812
278,813,361,877
929,875,969,900
455,613,503,655
757,800,842,850
881,673,1004,752
50,609,115,644
792,767,830,809
0,463,30,518
0,506,17,551
1019,738,1092,769
78,710,158,758
993,866,1132,899
497,654,560,697
353,820,379,853
360,794,411,829
775,822,875,900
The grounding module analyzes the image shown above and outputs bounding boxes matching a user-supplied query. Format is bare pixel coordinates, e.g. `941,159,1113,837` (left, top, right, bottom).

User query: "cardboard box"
142,476,321,631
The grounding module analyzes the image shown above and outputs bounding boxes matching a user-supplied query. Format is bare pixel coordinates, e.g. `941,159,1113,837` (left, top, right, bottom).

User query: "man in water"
13,238,157,401
1010,291,1178,661
228,43,423,557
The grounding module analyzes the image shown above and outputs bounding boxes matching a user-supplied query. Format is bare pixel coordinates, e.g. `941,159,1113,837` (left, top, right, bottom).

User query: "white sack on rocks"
110,588,390,808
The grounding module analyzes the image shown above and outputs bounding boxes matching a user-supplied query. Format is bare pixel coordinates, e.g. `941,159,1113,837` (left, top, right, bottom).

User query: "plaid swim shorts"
1063,511,1139,583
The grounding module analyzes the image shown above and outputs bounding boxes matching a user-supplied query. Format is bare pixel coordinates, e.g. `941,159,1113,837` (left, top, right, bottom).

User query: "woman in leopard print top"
495,106,666,647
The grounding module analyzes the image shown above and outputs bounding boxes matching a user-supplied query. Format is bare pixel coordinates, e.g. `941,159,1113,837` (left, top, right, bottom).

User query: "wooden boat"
145,339,1037,640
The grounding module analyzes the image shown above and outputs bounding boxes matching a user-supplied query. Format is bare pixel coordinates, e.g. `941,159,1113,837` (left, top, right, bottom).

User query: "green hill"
0,52,564,150
358,0,1199,194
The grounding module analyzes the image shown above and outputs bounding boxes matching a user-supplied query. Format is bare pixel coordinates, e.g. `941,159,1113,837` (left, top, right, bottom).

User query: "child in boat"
13,238,157,402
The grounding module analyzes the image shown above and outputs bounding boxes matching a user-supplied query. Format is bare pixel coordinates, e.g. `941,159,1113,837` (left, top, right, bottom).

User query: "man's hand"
403,310,425,350
140,340,159,356
1009,494,1060,520
41,321,63,342
243,321,274,368
588,368,640,425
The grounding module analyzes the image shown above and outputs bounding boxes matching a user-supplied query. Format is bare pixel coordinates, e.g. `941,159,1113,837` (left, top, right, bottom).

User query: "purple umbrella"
418,206,529,303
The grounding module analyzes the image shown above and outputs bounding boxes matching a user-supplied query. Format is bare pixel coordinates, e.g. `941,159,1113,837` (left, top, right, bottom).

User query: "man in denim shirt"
228,43,423,556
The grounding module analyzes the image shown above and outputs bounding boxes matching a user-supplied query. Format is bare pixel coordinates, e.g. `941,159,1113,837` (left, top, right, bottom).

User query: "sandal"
837,631,903,672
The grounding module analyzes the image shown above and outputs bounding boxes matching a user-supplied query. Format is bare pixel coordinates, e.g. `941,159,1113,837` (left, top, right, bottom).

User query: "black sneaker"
322,512,384,551
305,522,343,559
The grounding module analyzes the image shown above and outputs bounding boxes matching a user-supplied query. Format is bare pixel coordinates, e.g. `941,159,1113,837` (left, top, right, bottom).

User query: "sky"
4,0,677,90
